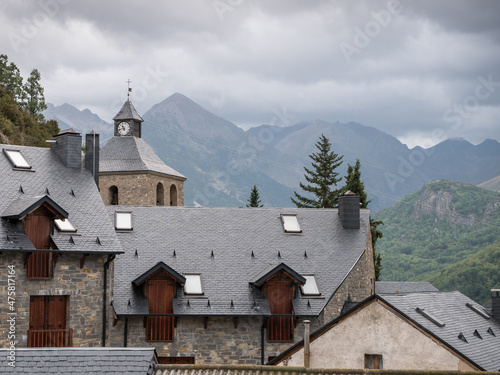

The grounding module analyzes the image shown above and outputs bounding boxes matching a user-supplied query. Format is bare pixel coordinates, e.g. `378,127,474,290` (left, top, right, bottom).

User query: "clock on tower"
113,100,144,138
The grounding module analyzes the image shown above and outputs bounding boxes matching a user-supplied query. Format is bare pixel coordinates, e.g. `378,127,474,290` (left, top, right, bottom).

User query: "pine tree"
23,69,47,121
341,158,383,280
291,134,343,208
246,185,263,207
0,54,25,105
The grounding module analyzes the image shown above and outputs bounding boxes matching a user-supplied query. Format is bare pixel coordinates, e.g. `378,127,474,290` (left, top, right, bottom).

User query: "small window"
184,274,203,295
54,218,76,232
4,149,31,169
301,275,320,295
115,212,132,230
281,214,301,233
365,354,383,369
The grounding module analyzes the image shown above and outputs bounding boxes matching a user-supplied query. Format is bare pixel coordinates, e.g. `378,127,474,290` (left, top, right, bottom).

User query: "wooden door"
267,280,294,342
24,208,54,278
28,296,68,347
146,279,174,341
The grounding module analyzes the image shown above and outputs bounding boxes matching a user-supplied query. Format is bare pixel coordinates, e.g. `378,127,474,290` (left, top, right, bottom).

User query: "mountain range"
43,93,500,212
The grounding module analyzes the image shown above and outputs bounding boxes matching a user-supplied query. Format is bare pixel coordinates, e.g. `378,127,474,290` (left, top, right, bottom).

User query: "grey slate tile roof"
108,205,371,317
376,281,439,294
113,100,144,122
381,291,500,372
0,144,123,254
0,347,156,374
100,137,185,179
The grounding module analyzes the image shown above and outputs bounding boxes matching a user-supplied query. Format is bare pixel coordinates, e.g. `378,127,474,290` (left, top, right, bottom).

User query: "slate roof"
381,291,500,372
0,144,123,254
0,347,156,374
108,205,371,317
376,281,439,294
113,100,144,122
100,137,185,179
270,292,500,371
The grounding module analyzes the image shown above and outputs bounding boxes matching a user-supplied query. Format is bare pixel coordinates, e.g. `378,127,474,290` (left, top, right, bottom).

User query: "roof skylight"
466,303,490,319
281,214,301,233
54,218,76,232
415,307,445,327
4,149,31,169
301,275,320,295
184,274,203,295
115,211,132,230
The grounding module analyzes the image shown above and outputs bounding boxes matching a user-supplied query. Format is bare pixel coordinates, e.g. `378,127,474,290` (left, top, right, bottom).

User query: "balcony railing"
27,328,73,347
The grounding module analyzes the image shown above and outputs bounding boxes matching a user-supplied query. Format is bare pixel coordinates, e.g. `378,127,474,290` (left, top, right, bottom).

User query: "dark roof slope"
376,281,439,294
0,347,156,374
109,205,370,317
113,100,144,122
0,144,123,254
100,137,185,179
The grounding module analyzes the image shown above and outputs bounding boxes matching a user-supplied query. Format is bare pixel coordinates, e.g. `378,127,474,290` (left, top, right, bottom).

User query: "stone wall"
100,172,184,206
0,252,109,348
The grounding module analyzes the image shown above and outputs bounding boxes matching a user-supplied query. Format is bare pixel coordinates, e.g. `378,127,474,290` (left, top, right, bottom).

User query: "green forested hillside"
373,180,500,304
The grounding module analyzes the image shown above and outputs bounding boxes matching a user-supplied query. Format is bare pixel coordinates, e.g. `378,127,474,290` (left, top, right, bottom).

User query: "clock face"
117,121,130,136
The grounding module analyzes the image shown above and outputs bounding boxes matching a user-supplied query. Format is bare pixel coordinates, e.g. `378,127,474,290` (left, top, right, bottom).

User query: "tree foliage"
291,134,343,208
246,185,263,207
23,68,47,121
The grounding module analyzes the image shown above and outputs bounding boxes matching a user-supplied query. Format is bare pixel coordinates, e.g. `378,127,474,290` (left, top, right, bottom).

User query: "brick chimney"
338,190,360,229
85,131,99,186
51,129,82,169
492,289,500,322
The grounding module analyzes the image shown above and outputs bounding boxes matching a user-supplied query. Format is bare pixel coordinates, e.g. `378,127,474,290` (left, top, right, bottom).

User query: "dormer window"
54,218,76,233
301,275,320,296
281,214,301,233
115,211,132,230
184,274,203,295
4,149,31,169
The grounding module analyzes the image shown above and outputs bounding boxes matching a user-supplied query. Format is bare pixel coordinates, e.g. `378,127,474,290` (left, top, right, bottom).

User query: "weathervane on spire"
126,79,132,100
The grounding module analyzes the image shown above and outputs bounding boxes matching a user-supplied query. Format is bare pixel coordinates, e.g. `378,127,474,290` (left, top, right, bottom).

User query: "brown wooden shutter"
24,208,55,278
29,296,46,330
267,280,294,342
146,279,174,341
28,296,68,347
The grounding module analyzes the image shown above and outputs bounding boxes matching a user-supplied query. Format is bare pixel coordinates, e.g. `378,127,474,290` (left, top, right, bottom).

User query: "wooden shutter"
146,279,175,341
267,280,294,342
28,296,68,347
24,208,54,278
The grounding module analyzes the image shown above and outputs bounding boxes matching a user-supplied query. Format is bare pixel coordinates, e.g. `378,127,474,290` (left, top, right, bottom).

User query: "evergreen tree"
0,54,25,104
246,185,263,207
342,158,383,280
342,159,370,207
291,134,343,208
23,68,46,121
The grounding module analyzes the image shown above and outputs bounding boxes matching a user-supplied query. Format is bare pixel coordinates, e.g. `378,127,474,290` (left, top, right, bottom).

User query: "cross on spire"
126,79,132,100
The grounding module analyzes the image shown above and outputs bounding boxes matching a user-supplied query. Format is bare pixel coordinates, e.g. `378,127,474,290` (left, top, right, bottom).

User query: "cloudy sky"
1,0,499,148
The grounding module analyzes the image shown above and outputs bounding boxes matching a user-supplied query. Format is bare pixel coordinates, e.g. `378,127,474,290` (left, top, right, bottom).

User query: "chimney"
338,190,360,229
85,132,100,186
492,289,500,322
51,129,82,169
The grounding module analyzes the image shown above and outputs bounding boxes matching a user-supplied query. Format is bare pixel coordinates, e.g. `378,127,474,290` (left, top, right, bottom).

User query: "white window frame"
54,218,77,232
183,274,203,295
301,275,320,296
4,149,31,169
281,214,301,233
115,211,133,230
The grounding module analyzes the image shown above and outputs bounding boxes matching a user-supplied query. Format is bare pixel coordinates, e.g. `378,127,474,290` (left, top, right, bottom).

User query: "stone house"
270,290,500,371
0,130,123,349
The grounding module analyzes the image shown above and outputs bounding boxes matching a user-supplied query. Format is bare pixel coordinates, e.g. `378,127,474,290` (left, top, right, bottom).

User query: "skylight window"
466,303,490,319
281,214,301,233
4,149,31,169
415,307,445,327
54,218,76,232
184,274,203,295
301,275,320,295
115,211,132,230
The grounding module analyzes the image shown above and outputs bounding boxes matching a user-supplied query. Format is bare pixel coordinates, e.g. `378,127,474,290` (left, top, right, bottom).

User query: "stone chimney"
492,289,500,322
85,131,100,186
338,190,360,229
51,129,82,169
